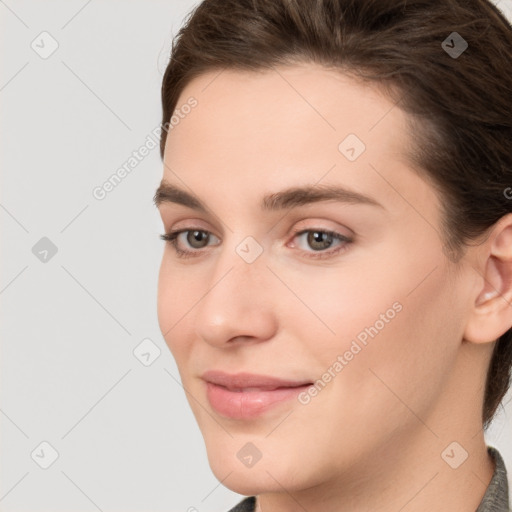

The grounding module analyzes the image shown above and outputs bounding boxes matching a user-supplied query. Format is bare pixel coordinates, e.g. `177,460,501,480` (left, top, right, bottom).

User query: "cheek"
156,257,197,356
283,248,460,408
275,257,409,362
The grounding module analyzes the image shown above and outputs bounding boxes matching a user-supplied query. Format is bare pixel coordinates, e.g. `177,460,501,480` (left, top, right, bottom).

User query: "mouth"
202,371,313,419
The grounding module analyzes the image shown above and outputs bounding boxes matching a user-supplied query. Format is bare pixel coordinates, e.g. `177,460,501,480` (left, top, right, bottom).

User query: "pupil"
189,230,207,248
309,231,332,251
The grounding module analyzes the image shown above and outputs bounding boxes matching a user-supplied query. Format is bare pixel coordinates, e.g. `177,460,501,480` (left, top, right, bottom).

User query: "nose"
193,247,278,348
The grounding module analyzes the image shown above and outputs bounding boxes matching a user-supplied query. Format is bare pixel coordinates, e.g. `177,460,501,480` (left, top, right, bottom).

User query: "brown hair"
159,0,512,430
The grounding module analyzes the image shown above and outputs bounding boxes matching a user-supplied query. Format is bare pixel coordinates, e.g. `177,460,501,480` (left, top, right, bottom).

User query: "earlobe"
464,214,512,344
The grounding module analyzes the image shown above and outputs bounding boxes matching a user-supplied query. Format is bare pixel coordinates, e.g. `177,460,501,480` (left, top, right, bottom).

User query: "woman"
154,0,512,510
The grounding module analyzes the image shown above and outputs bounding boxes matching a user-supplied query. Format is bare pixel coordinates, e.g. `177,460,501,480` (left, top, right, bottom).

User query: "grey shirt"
227,445,510,512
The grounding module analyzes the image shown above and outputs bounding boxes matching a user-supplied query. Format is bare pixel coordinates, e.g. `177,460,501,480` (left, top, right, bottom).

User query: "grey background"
1,1,511,511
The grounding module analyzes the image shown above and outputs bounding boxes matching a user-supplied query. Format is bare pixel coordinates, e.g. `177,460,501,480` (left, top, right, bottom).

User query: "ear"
464,213,512,344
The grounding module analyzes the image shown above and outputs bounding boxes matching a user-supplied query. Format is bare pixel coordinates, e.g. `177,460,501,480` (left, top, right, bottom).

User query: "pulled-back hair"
159,0,512,429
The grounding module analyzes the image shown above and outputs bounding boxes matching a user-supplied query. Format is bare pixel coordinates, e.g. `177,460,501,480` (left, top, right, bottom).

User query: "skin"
155,63,512,512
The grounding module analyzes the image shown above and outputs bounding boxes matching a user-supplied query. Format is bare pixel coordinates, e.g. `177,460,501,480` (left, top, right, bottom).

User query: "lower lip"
205,382,311,419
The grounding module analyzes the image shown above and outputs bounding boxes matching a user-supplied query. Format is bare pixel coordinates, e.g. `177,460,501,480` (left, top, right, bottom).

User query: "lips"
201,370,312,391
202,371,313,419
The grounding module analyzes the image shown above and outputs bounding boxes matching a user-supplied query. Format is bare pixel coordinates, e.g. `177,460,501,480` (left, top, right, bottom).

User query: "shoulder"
476,445,511,512
226,496,256,512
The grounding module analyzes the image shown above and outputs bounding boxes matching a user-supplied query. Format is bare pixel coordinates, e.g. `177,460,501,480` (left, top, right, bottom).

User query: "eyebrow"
153,180,385,212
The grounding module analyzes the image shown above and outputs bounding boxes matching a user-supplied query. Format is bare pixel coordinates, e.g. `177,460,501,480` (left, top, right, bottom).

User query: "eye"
160,227,352,260
289,228,352,260
160,229,219,258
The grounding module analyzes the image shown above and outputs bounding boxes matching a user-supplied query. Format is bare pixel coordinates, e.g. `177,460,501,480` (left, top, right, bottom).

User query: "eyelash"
159,227,353,260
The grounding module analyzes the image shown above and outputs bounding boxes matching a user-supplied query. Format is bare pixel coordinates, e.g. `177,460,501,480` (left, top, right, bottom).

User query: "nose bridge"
192,234,276,345
204,236,267,315
210,231,267,296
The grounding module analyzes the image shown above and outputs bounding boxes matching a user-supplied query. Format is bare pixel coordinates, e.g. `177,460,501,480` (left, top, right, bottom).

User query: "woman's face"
155,63,480,495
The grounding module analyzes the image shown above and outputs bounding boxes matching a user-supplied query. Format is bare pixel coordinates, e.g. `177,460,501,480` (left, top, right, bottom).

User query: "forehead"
166,63,410,163
162,63,432,215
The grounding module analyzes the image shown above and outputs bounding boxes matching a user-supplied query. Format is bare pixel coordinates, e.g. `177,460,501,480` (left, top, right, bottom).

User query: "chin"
220,475,271,496
205,441,312,496
209,461,282,496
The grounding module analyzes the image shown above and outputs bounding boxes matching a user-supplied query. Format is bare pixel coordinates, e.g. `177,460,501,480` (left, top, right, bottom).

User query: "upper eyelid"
167,224,347,236
164,216,352,235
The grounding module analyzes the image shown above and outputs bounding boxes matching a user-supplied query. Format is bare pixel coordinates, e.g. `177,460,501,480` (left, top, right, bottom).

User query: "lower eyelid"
164,228,352,258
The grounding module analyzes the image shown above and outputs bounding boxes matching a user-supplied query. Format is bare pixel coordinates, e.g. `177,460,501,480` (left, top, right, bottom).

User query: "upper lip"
202,370,313,391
